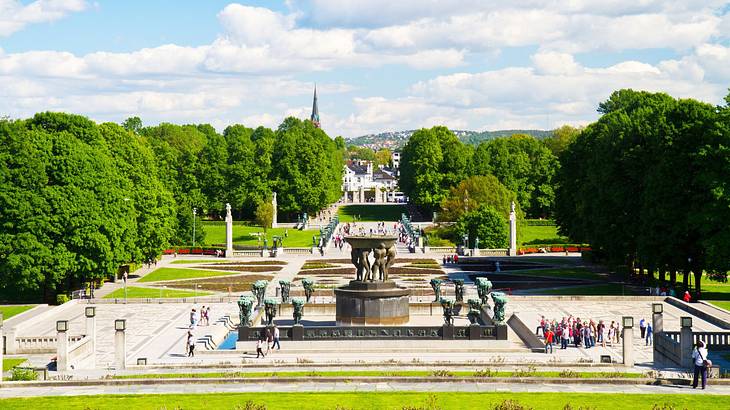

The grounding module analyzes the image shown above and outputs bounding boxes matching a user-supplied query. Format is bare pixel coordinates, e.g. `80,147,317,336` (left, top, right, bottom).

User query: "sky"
0,1,729,138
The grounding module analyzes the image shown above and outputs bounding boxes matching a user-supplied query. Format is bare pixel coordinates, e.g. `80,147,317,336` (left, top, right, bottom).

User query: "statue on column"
271,192,278,228
371,244,388,281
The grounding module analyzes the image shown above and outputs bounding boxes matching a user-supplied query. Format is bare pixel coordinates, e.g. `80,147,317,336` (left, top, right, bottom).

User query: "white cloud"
1,2,729,138
0,0,86,37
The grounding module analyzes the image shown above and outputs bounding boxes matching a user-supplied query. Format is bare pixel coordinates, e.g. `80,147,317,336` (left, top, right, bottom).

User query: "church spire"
310,85,320,128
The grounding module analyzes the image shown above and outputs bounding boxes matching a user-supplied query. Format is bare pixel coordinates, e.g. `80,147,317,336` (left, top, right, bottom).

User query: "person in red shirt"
683,291,692,303
544,328,555,354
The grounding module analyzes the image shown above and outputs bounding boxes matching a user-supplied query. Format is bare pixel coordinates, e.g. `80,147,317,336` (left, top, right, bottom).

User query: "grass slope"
0,392,726,410
138,267,244,283
103,287,211,299
202,223,317,247
513,268,603,281
2,358,26,372
520,224,570,246
338,204,406,222
0,305,35,319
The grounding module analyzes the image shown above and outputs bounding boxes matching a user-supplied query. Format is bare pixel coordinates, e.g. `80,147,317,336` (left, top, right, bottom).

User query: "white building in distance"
342,160,402,203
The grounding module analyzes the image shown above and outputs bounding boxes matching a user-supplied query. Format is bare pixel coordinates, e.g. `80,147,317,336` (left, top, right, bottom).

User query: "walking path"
0,380,728,398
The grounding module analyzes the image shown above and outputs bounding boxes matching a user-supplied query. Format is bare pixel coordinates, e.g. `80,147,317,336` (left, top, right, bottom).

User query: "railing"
655,332,682,366
662,330,730,348
476,249,509,257
68,336,93,367
232,250,263,257
284,247,312,255
15,335,84,353
428,246,457,254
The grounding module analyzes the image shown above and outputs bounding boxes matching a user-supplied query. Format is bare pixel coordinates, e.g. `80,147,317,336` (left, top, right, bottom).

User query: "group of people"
442,255,460,264
185,306,212,357
536,315,650,353
255,326,281,358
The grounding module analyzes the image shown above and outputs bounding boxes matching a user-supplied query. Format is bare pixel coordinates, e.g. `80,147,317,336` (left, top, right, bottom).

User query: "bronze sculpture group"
350,243,397,281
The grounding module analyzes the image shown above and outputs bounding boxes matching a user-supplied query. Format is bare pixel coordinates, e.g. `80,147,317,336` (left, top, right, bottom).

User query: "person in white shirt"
691,340,710,389
272,325,281,350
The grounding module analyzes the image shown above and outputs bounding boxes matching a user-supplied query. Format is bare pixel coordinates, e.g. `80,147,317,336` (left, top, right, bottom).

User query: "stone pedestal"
57,330,68,372
86,315,96,368
652,309,663,363
115,330,126,370
622,327,633,367
680,318,693,368
335,281,410,326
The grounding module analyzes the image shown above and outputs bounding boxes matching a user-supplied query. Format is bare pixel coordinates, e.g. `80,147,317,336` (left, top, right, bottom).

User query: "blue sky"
1,0,729,137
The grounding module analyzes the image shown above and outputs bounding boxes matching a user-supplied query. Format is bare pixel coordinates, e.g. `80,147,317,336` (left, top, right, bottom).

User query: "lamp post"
192,207,197,248
687,257,693,292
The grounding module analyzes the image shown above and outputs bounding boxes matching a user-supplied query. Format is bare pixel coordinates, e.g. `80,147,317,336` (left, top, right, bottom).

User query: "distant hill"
348,129,553,150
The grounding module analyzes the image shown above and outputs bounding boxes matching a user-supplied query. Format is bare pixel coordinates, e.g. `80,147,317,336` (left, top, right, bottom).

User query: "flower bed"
518,245,591,255
164,273,274,292
297,267,356,276
191,265,283,273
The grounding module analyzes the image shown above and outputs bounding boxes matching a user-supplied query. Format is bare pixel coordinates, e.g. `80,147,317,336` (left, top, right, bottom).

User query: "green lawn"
338,204,407,222
0,305,35,319
138,267,244,283
202,222,318,247
2,358,26,372
531,283,629,295
112,370,642,379
520,224,570,246
103,286,211,299
709,301,730,311
0,392,726,410
513,267,603,281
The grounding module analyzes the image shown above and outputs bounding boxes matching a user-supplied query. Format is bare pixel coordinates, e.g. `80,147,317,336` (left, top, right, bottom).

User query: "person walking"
187,331,195,357
544,328,554,354
272,325,281,350
561,325,570,349
683,291,692,303
645,322,653,346
639,318,647,339
692,341,710,389
189,308,198,329
256,338,266,358
536,316,546,336
265,327,273,354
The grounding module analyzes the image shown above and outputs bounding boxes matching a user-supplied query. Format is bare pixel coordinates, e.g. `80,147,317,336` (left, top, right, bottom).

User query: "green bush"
56,294,70,305
10,367,38,381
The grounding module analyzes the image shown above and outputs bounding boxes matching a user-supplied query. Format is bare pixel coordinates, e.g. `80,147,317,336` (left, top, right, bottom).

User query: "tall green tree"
472,135,558,217
455,204,509,249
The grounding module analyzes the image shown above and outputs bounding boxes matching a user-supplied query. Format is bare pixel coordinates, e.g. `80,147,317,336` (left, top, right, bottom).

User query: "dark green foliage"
455,204,509,249
0,112,342,301
472,135,558,217
271,117,343,214
0,113,174,301
555,89,730,292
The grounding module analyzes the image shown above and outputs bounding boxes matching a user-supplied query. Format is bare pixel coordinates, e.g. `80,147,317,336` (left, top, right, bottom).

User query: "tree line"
555,90,730,294
399,125,572,248
0,113,342,301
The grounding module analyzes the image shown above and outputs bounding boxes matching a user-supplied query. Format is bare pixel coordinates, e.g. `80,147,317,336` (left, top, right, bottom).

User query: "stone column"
652,303,663,364
359,186,364,203
225,203,233,257
56,321,69,372
679,317,693,368
85,307,96,368
509,201,517,256
114,319,127,370
622,316,634,367
271,192,278,228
